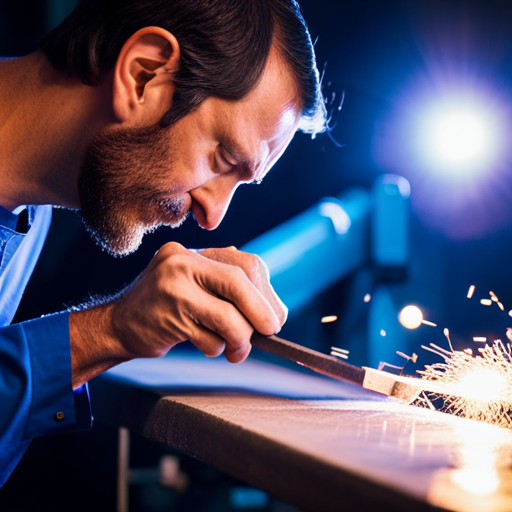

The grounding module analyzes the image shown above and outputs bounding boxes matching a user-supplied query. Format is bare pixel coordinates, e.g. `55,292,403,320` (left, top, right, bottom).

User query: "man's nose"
190,175,240,230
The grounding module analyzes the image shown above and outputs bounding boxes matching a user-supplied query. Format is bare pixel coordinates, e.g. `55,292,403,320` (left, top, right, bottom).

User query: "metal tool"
251,332,424,404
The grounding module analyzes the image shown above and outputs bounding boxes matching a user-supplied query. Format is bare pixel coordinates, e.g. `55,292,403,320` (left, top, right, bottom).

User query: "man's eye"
217,147,236,170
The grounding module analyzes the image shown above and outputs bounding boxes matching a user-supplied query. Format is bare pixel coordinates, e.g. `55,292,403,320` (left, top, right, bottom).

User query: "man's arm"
69,242,287,389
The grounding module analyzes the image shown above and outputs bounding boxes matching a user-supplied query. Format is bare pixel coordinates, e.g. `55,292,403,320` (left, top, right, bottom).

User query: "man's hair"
40,0,326,134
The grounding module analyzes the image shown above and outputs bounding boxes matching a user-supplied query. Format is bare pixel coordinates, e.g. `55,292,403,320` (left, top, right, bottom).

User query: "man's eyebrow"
223,140,259,180
223,141,252,165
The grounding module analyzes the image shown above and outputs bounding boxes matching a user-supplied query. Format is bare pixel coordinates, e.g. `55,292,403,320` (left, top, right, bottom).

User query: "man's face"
78,49,302,256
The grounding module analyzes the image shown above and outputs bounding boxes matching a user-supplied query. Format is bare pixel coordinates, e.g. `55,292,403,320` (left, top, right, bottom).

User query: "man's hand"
69,242,287,388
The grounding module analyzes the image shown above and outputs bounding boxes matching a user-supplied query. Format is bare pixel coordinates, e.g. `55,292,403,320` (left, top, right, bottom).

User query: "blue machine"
242,174,411,369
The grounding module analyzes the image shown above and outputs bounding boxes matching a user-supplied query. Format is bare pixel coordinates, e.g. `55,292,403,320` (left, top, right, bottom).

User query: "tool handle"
250,332,365,386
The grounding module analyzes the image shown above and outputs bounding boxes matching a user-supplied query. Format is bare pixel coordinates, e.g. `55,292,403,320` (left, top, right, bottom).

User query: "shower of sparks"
421,319,437,327
415,340,512,428
467,285,475,299
321,315,337,324
364,293,371,303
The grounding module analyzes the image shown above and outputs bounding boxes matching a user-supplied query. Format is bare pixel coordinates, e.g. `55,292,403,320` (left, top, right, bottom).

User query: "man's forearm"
69,306,132,389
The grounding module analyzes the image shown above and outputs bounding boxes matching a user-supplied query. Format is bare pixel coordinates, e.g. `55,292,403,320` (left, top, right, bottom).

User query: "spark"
467,285,475,299
321,315,337,324
331,346,349,354
444,328,454,352
396,351,418,363
364,293,371,303
415,340,512,428
330,351,348,360
481,299,492,306
498,302,505,311
421,319,437,327
490,291,498,302
473,337,487,343
380,330,386,337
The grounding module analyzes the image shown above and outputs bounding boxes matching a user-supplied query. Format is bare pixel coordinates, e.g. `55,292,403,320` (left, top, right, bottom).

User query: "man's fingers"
198,247,287,329
190,327,226,358
198,263,280,336
192,291,254,362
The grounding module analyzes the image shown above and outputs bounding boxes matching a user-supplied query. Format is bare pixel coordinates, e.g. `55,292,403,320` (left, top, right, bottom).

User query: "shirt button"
54,412,65,423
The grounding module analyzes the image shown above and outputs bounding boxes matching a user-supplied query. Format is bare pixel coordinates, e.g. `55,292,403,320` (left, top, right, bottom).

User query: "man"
0,0,325,485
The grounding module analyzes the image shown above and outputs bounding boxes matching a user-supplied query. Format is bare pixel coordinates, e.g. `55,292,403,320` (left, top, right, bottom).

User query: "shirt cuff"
22,311,92,438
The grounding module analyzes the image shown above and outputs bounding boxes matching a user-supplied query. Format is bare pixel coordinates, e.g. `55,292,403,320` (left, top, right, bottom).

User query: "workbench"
89,350,512,512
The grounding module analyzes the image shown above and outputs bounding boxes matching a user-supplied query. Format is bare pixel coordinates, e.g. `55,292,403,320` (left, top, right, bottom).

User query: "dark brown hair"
40,0,325,133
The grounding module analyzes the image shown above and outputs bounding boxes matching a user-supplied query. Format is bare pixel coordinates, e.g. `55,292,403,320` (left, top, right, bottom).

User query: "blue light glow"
416,95,501,178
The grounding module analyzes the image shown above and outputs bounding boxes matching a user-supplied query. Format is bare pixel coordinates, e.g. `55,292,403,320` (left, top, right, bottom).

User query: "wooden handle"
250,332,365,386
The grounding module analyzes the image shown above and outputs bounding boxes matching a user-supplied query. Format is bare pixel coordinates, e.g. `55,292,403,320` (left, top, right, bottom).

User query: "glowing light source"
399,305,423,329
417,96,501,179
430,111,489,163
321,315,337,324
457,368,508,403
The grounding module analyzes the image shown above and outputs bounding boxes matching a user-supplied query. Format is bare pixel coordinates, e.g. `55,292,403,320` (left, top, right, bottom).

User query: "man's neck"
0,51,114,211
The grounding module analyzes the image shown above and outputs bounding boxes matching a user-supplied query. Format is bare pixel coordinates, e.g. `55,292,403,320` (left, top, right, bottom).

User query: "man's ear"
112,27,180,126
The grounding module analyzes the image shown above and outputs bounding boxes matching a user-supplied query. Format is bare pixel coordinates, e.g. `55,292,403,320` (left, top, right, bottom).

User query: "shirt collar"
0,205,27,232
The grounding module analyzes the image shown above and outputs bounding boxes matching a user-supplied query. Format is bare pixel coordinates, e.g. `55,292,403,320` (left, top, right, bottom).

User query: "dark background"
2,0,512,510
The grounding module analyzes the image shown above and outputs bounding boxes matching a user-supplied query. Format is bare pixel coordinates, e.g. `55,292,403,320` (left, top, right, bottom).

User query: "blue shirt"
0,205,92,486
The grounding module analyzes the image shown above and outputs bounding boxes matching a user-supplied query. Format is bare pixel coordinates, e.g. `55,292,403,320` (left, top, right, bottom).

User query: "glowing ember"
480,299,492,306
416,340,512,428
467,285,475,299
399,305,423,329
321,315,337,324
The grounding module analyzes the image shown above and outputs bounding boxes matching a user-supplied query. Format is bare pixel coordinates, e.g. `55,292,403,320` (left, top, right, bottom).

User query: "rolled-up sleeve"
0,311,92,485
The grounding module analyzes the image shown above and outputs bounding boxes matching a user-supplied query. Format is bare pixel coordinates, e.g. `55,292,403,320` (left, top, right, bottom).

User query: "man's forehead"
221,49,302,169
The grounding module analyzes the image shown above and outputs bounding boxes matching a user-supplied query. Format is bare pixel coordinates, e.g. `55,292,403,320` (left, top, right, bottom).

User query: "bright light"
431,110,489,163
399,305,423,329
419,97,500,176
457,368,508,402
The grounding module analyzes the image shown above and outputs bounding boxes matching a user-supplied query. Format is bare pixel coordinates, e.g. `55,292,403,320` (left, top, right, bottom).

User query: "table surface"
89,350,512,512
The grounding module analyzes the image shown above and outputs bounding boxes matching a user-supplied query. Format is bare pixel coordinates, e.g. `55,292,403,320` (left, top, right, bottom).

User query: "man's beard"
77,124,190,257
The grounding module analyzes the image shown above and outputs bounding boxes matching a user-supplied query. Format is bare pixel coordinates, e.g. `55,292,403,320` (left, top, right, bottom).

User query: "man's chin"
80,212,190,258
86,226,145,258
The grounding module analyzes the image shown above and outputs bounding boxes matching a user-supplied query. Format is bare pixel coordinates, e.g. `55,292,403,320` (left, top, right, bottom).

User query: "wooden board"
89,350,512,512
